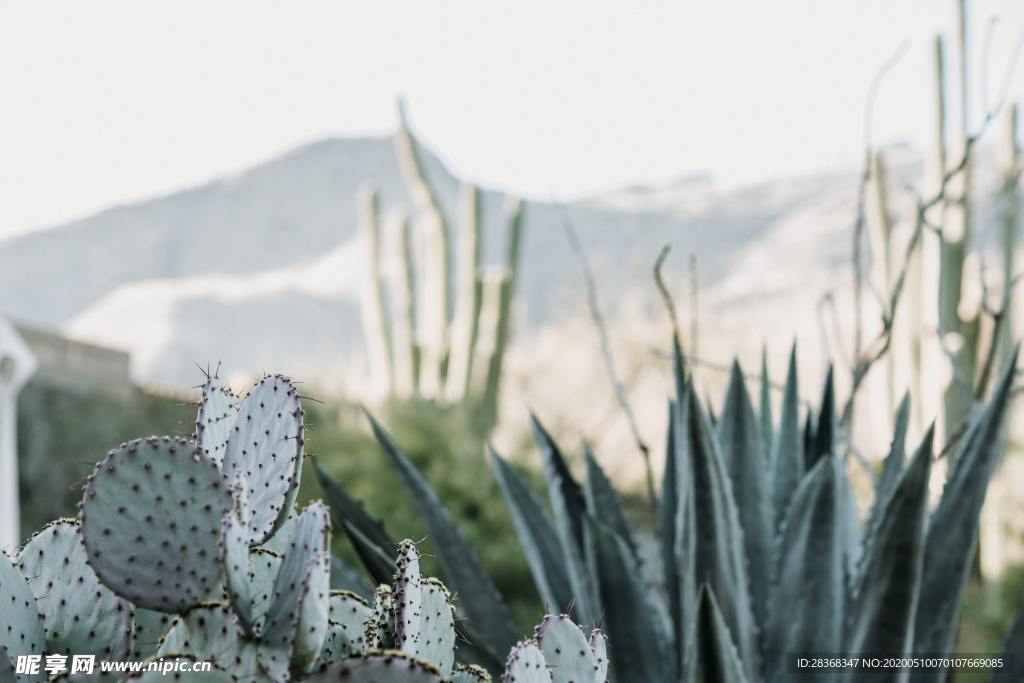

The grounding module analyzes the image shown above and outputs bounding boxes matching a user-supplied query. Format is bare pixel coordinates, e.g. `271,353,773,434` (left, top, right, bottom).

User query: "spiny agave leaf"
991,604,1024,683
329,591,373,654
717,361,773,640
304,650,445,682
16,520,133,661
657,401,682,660
913,350,1018,668
259,502,331,680
680,382,759,678
366,412,516,665
222,374,304,546
672,334,688,399
807,365,834,469
250,548,283,630
864,394,910,555
847,427,933,661
502,641,551,683
766,456,844,683
451,663,492,682
313,460,398,562
838,459,863,590
129,609,173,660
530,415,595,626
581,444,636,555
771,344,802,532
589,630,608,682
759,346,774,457
330,554,374,600
80,436,233,613
535,615,597,683
195,374,239,466
157,603,268,681
344,521,398,587
0,550,45,683
584,516,671,683
683,587,750,683
489,447,574,615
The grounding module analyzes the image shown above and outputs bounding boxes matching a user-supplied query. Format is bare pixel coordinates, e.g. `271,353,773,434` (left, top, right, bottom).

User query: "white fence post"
0,317,37,552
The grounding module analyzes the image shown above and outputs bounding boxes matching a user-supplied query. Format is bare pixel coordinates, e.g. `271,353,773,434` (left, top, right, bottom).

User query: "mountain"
0,136,939,394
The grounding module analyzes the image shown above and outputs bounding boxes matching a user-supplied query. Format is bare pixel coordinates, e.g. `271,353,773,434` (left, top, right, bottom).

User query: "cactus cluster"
359,101,524,431
0,371,602,682
320,340,1024,683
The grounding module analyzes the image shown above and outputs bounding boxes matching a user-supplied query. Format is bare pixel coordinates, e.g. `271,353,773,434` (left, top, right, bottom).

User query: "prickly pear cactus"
222,375,305,545
157,602,266,681
535,616,599,683
80,436,233,613
305,650,445,682
16,520,132,661
195,374,239,466
394,542,456,676
501,642,551,683
0,551,45,682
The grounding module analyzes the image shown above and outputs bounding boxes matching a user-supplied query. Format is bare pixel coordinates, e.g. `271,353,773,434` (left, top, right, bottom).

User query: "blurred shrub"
16,378,193,540
956,564,1024,662
298,398,541,629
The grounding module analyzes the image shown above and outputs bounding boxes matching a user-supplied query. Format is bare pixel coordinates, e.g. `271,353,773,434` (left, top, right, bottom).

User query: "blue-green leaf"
683,586,750,683
760,347,774,457
313,459,397,559
582,444,637,555
489,446,574,615
766,456,845,683
771,344,802,532
807,366,834,469
864,394,910,555
913,350,1018,672
366,411,516,666
717,361,774,640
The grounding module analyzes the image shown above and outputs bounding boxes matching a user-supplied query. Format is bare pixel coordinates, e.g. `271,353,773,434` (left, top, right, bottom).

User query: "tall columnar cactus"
357,103,526,432
358,184,395,396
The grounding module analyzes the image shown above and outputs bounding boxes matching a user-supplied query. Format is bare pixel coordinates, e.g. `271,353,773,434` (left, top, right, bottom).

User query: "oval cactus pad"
222,374,305,545
80,436,233,613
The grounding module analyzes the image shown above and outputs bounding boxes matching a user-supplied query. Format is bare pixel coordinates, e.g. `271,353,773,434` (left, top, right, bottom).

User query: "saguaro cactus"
388,208,419,399
444,183,482,402
358,184,394,396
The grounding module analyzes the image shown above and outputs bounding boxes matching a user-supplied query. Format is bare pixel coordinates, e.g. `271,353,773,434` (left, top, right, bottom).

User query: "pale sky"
1,0,1023,238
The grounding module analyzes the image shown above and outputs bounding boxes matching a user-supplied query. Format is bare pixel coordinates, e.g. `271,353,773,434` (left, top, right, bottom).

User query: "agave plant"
0,372,599,683
320,340,1024,682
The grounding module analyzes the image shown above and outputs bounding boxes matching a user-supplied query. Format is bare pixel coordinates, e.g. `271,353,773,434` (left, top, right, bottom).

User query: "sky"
1,0,1023,239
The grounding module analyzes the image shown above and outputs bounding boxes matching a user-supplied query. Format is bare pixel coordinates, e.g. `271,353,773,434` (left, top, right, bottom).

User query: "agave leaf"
344,521,398,587
330,554,374,600
838,459,863,591
582,444,637,555
766,456,845,683
863,394,910,555
530,415,595,626
806,366,834,469
313,460,397,560
683,586,750,683
679,381,759,679
771,344,802,532
489,447,575,615
366,412,516,667
759,346,774,457
847,426,933,662
991,603,1024,683
717,361,774,640
912,350,1018,672
585,515,672,683
658,401,683,664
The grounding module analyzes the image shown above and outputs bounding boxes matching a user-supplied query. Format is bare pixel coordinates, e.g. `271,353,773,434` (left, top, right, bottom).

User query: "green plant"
323,339,1024,682
1,372,597,682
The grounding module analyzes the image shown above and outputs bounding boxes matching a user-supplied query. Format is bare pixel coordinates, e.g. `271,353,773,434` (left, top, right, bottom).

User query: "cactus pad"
222,375,304,545
250,549,283,630
502,641,551,683
80,437,233,613
17,520,132,660
304,650,445,682
0,646,15,683
317,621,352,666
195,375,239,466
222,501,254,635
588,630,608,682
364,585,395,650
329,591,373,653
157,603,266,681
451,664,492,682
130,609,173,660
293,550,330,674
0,550,45,680
536,616,596,683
